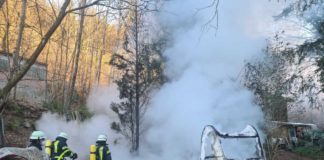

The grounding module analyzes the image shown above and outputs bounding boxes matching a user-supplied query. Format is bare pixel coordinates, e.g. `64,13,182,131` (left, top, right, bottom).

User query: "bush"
297,140,306,147
7,117,23,131
43,101,92,121
43,101,65,115
319,139,324,151
74,104,93,121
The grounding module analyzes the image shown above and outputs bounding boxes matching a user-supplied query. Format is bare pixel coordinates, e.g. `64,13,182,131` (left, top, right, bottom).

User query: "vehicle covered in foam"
200,125,265,160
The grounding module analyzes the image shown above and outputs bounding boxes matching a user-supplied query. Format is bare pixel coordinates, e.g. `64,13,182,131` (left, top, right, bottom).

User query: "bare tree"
11,0,27,99
110,0,164,152
95,13,108,85
0,0,102,111
65,0,87,118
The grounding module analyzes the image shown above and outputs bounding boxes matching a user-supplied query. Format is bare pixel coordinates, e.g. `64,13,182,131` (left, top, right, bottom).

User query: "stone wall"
0,54,47,105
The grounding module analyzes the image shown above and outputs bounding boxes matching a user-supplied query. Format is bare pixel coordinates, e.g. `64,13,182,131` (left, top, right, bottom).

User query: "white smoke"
37,0,292,159
36,86,128,159
140,0,286,159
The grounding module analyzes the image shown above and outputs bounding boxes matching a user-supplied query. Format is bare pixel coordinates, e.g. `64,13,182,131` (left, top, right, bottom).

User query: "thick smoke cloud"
36,86,127,159
37,0,290,159
140,0,287,159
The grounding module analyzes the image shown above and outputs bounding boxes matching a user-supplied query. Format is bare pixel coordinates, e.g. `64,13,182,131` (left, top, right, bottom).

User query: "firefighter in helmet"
28,130,46,150
95,134,112,160
51,132,78,160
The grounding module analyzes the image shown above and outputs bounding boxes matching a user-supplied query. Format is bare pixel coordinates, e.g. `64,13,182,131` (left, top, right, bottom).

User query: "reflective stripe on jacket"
96,144,111,160
51,137,73,160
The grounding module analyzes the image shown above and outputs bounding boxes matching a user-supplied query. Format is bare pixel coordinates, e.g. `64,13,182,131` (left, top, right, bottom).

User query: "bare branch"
47,0,58,18
196,0,220,33
65,0,102,14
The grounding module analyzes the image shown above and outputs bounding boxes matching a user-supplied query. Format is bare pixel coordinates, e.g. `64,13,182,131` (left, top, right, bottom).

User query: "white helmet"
30,131,46,140
97,134,107,142
58,132,69,139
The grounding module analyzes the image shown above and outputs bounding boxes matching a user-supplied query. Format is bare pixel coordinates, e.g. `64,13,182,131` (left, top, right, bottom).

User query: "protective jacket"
51,137,75,160
95,141,112,160
28,140,42,151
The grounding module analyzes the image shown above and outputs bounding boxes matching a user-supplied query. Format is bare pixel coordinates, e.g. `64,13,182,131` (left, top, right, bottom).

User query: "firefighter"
28,130,46,150
95,134,112,160
51,132,78,160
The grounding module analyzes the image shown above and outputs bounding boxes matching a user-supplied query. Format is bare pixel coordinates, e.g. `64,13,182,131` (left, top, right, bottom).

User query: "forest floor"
275,150,314,160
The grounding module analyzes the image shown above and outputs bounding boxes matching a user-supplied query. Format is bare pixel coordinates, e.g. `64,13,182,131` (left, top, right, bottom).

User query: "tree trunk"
62,37,70,108
12,0,27,99
35,0,47,102
0,0,72,111
95,16,107,86
87,41,94,91
2,12,10,69
35,0,43,36
52,43,60,90
80,56,86,101
1,21,9,54
127,88,135,151
66,0,86,114
58,28,65,100
134,1,140,152
45,46,50,103
63,30,72,110
96,50,104,85
0,0,5,9
0,115,5,147
92,14,100,88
